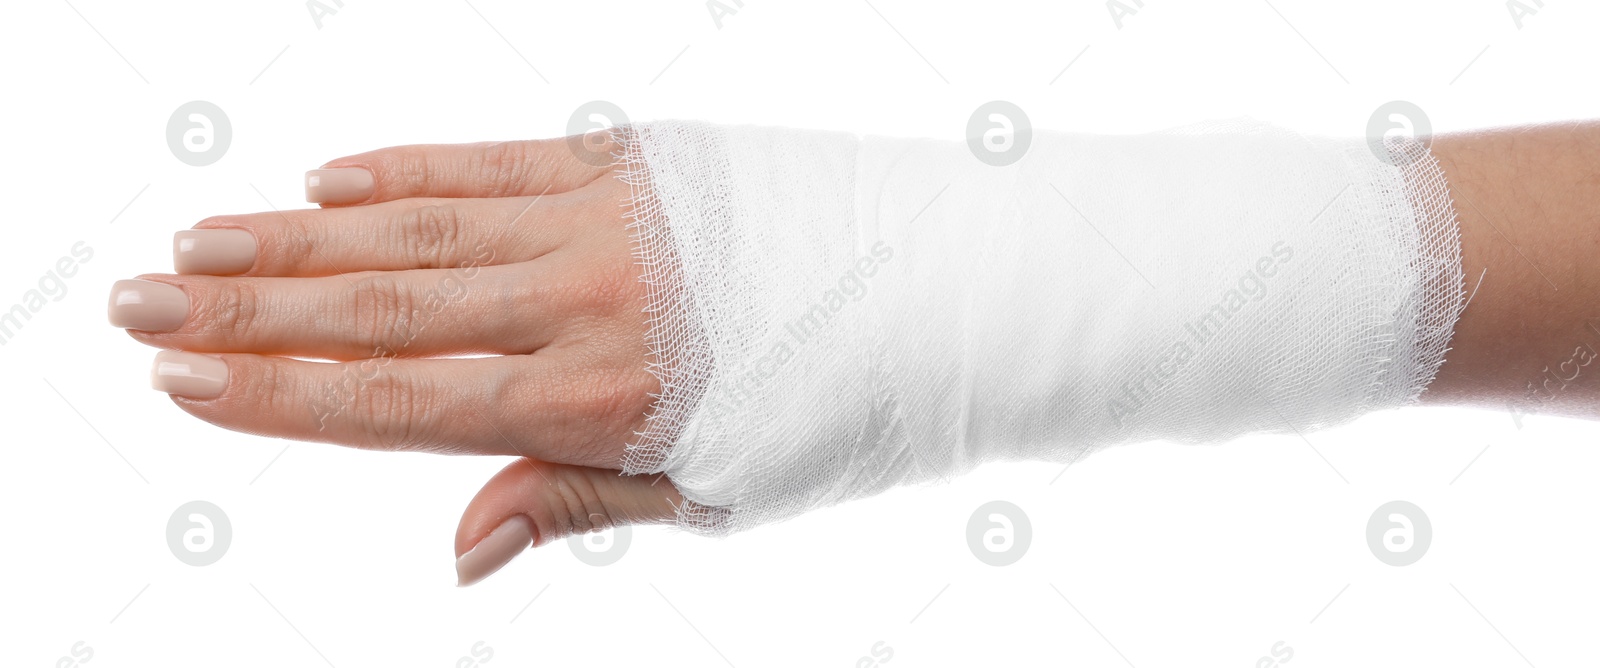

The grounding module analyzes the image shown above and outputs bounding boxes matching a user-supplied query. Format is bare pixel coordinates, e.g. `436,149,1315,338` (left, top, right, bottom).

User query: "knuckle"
499,364,648,466
241,358,284,411
203,280,263,338
611,368,659,439
349,274,420,354
549,469,610,536
262,214,316,274
262,361,321,432
395,203,466,268
586,131,623,167
351,371,435,449
566,254,646,315
475,141,534,196
573,366,657,444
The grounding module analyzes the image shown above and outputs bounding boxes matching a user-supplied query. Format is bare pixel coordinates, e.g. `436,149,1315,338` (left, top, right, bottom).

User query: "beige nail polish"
305,168,374,205
108,279,189,331
151,350,229,399
174,229,256,275
456,515,534,587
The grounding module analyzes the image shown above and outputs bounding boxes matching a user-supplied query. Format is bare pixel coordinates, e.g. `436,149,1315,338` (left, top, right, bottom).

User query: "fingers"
151,349,654,466
117,263,564,360
183,197,560,277
309,135,620,207
453,458,681,586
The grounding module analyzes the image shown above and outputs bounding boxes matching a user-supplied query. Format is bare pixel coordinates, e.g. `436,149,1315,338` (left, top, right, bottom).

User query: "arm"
110,120,1599,585
1424,122,1600,421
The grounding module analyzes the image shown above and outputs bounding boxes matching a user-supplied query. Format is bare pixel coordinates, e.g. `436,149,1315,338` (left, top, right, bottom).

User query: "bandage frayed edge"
613,123,732,535
1373,135,1466,409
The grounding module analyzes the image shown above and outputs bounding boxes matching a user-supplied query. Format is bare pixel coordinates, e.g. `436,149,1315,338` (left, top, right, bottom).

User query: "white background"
2,0,1597,666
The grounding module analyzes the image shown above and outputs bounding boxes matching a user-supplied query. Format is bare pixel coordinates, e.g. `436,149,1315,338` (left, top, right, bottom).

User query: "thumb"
453,458,682,586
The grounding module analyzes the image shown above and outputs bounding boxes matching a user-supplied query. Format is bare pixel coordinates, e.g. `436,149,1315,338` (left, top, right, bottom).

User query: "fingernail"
108,279,189,331
305,168,374,205
456,515,534,587
151,350,228,399
174,229,256,275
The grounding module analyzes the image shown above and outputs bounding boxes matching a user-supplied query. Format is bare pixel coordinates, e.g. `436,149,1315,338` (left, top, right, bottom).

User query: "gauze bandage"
618,120,1463,536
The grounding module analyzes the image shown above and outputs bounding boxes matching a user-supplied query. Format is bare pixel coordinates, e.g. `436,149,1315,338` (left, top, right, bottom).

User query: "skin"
119,122,1598,581
126,135,685,566
1421,122,1600,415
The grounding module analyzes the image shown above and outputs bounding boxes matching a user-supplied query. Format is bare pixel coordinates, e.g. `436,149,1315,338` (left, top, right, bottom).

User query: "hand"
108,135,682,585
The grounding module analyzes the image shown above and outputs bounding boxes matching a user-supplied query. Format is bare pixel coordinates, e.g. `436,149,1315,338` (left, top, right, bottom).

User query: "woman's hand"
108,136,682,585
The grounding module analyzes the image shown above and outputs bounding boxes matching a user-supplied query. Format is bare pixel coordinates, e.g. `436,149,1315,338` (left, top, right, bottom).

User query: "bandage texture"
617,120,1464,536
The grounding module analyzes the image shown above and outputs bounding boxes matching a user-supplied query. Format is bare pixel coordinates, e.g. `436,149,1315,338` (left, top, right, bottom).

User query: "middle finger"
111,262,567,360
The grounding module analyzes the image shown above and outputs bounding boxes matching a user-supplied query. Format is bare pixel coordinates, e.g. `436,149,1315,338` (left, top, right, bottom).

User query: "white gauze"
617,119,1463,536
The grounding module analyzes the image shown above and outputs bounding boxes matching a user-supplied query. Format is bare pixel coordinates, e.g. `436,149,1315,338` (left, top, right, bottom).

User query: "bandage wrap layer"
618,120,1463,536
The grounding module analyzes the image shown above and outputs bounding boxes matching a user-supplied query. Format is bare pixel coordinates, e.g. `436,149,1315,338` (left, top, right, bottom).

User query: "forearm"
1422,122,1600,419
